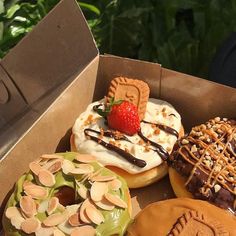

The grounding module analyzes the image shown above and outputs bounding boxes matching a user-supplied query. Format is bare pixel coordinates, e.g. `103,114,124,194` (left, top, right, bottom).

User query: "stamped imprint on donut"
107,77,150,120
167,210,229,236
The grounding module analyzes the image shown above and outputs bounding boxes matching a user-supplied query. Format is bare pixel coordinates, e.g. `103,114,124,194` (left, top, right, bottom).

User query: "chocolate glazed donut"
168,117,236,213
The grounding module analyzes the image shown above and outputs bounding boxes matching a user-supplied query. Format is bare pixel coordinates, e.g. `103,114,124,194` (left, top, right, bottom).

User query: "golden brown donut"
71,125,184,188
126,198,236,236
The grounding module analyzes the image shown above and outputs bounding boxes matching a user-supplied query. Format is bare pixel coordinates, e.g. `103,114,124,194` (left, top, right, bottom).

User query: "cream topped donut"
2,152,131,236
71,77,184,188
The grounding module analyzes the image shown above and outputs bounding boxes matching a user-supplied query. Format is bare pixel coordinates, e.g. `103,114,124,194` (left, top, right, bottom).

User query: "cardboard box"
0,0,236,232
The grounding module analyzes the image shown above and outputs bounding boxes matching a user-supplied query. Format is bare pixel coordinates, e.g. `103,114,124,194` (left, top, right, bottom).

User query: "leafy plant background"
1,0,236,80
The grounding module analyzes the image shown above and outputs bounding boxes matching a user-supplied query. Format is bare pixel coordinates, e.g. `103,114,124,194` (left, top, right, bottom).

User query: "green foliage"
0,0,99,58
89,0,236,78
1,0,236,79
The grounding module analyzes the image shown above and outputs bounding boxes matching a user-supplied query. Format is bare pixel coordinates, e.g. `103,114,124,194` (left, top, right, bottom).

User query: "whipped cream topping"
72,98,182,174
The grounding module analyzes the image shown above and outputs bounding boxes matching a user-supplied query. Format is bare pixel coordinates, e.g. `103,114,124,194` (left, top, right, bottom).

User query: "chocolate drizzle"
84,128,146,168
142,120,179,138
138,130,170,161
89,103,179,167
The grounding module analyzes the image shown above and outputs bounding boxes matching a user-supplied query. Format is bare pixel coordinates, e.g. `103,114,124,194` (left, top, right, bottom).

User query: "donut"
2,152,132,236
126,198,236,236
168,117,236,212
71,97,184,188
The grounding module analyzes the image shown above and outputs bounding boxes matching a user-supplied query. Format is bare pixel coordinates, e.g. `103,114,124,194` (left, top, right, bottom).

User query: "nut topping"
54,229,66,236
47,197,59,215
76,154,96,163
90,175,116,182
38,169,56,187
43,212,68,226
104,193,127,209
90,182,108,202
70,225,95,236
70,164,94,175
20,195,37,218
62,160,75,174
108,179,122,191
79,199,93,224
21,217,41,234
41,154,63,160
5,207,22,219
77,183,88,199
29,162,42,175
94,197,115,211
44,159,63,173
24,184,48,199
85,206,104,225
11,216,25,230
68,213,82,227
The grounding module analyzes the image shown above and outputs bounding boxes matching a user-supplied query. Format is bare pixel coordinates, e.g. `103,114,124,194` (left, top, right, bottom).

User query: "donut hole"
54,186,75,206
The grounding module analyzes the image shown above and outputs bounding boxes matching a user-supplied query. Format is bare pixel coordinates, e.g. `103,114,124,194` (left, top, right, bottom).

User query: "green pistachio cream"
3,152,131,236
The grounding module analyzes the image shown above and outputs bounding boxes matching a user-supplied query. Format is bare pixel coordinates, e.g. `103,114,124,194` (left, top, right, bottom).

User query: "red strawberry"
107,101,140,135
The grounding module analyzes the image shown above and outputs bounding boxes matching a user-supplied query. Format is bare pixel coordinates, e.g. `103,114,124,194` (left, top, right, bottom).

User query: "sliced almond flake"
79,199,93,224
24,184,48,199
29,162,43,175
108,179,122,191
21,217,41,234
94,197,115,211
54,228,66,236
43,212,68,226
90,182,108,202
104,193,127,209
20,195,37,218
85,206,104,225
47,197,59,215
35,226,54,236
68,213,81,227
58,220,75,235
90,175,116,182
65,204,81,217
45,159,63,173
5,207,22,219
10,216,24,229
41,154,63,160
38,169,56,187
62,160,75,175
75,154,96,163
37,200,49,213
71,225,96,236
70,164,94,175
23,181,34,189
76,182,88,199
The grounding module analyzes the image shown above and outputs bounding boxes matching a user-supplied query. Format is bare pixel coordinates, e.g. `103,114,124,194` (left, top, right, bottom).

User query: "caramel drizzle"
178,119,236,199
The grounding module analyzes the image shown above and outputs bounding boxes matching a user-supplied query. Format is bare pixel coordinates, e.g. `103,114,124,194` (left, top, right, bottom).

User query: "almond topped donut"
71,77,184,188
168,117,236,213
2,152,132,236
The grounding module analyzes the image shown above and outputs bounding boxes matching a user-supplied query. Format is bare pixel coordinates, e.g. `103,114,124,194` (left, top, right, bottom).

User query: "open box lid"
0,0,98,158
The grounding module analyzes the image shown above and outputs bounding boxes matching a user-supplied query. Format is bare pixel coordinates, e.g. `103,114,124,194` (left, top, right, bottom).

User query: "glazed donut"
71,98,184,188
2,152,132,236
126,198,236,236
168,117,236,212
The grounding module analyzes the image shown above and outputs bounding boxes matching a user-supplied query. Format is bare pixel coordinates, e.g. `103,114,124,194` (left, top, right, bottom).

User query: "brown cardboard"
0,0,236,233
0,0,98,105
0,65,27,129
